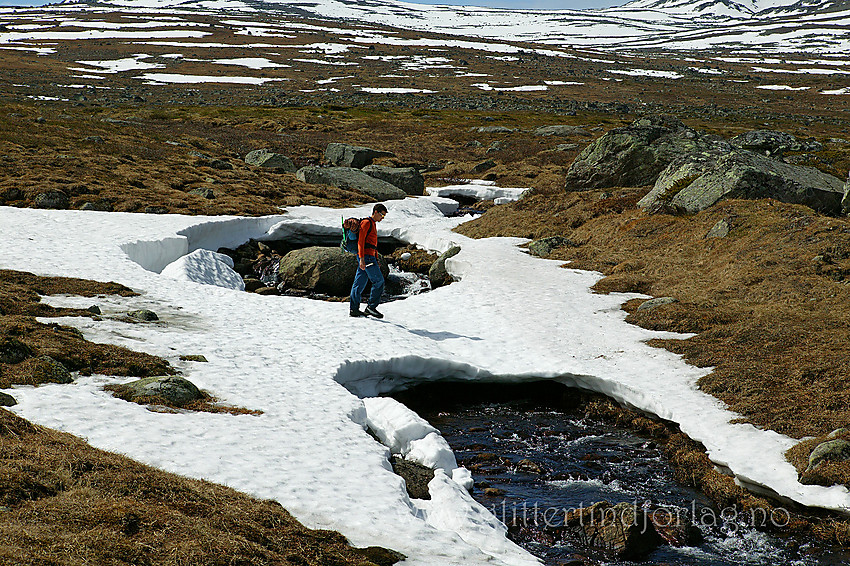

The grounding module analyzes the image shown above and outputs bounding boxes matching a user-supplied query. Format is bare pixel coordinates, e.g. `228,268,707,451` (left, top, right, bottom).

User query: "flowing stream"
392,382,849,566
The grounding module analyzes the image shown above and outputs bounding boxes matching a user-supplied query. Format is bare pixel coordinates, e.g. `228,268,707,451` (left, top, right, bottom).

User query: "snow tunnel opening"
335,361,823,566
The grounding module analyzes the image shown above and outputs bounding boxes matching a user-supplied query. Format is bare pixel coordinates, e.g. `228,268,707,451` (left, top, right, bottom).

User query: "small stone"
516,459,544,474
189,187,216,199
637,297,678,312
179,354,208,362
827,428,850,439
483,487,506,496
83,135,104,144
706,218,731,238
144,206,168,214
209,159,233,170
128,309,158,321
87,305,101,315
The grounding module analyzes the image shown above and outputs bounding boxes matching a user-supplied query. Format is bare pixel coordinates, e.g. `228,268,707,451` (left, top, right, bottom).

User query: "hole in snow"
336,361,827,566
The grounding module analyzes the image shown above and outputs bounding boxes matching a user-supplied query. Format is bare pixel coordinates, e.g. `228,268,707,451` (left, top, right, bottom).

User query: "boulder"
244,149,296,172
34,190,69,209
277,246,388,297
472,160,496,174
564,115,723,189
21,355,73,385
121,376,203,406
128,309,158,322
325,143,395,168
429,246,461,289
0,392,16,407
0,338,33,364
528,236,573,258
564,501,662,558
639,149,845,215
296,166,407,201
363,164,425,196
807,438,850,472
535,125,590,137
730,130,822,158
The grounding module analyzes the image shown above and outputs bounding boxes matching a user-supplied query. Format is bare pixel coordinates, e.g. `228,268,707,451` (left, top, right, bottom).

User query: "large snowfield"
2,195,850,565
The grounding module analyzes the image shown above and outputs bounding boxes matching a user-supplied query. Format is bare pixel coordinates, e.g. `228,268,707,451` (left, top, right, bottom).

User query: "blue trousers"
350,255,384,311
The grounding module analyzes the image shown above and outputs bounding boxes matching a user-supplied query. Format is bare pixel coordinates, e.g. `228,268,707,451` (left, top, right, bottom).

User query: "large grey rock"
807,438,850,472
564,115,723,190
0,392,16,407
730,130,822,158
325,143,395,168
123,376,203,406
534,125,590,137
244,149,296,172
296,166,407,201
639,149,845,215
277,246,388,297
362,164,425,196
429,246,461,289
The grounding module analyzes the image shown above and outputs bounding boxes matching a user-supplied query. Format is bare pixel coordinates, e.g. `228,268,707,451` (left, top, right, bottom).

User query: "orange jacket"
358,217,378,258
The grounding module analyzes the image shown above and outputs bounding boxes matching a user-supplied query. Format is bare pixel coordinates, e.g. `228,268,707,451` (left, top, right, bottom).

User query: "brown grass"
0,408,400,566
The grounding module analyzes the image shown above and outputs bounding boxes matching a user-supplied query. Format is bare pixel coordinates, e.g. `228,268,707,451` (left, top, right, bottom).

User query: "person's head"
372,203,388,222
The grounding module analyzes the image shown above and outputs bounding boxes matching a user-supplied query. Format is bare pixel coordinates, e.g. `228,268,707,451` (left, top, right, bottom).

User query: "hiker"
350,203,388,318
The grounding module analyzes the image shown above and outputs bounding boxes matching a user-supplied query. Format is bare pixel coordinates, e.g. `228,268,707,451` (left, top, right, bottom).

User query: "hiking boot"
364,305,383,319
350,309,364,317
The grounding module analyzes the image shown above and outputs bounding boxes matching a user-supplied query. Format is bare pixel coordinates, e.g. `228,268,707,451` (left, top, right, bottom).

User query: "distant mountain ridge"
60,0,850,52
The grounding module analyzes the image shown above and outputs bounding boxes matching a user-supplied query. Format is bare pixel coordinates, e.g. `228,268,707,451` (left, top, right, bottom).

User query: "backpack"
341,216,374,254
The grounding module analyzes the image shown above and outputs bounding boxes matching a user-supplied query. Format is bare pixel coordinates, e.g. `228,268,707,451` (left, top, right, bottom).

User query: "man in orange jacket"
350,203,388,318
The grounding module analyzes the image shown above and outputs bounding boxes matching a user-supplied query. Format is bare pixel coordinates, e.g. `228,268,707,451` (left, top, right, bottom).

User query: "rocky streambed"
390,382,850,566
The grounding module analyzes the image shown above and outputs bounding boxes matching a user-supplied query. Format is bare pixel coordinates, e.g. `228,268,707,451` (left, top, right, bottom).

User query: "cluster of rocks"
242,142,427,202
564,115,847,216
220,239,456,299
295,143,425,201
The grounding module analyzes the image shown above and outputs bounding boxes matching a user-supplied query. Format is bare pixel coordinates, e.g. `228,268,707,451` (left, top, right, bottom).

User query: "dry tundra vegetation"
3,24,850,560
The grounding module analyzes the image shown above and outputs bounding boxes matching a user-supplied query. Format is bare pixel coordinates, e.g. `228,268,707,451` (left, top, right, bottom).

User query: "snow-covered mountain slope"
58,0,850,52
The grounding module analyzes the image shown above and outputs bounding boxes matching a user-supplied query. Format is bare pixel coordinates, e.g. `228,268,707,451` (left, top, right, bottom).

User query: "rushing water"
392,382,849,566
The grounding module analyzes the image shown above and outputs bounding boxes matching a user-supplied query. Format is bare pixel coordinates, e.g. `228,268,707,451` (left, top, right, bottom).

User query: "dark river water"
392,382,849,566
